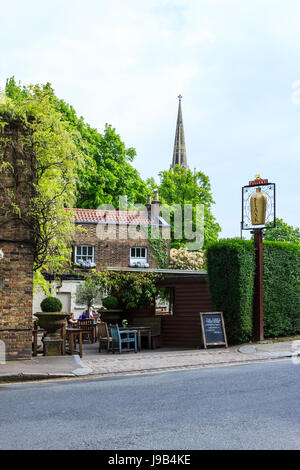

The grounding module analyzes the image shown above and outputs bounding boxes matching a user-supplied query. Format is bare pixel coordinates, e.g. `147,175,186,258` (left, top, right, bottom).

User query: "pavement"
0,338,299,382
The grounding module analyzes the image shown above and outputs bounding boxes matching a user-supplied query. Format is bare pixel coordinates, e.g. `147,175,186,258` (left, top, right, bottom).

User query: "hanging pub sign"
199,312,228,349
242,175,276,230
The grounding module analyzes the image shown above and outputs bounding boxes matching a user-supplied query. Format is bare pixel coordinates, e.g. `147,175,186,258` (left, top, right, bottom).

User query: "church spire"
171,95,188,170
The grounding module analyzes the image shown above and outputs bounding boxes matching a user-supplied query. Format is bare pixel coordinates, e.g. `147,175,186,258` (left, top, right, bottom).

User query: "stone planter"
35,312,68,356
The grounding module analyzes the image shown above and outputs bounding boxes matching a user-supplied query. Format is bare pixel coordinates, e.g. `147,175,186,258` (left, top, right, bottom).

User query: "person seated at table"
79,310,89,320
67,313,78,326
88,306,96,319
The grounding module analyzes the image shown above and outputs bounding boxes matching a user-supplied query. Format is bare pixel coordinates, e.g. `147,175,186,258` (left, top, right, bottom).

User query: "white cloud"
1,0,300,236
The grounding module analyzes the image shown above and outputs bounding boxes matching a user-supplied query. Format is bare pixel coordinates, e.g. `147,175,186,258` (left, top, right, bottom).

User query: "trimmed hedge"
102,295,119,310
206,239,300,344
206,239,255,344
40,296,63,312
263,241,300,337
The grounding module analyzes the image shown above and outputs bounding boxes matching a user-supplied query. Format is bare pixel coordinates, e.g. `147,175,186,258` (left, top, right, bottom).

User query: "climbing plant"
91,270,162,309
0,78,84,287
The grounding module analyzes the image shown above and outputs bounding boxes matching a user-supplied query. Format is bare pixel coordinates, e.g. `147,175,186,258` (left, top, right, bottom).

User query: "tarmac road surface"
0,360,299,450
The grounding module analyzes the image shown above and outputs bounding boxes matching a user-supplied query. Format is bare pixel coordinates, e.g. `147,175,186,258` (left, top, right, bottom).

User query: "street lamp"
242,175,276,342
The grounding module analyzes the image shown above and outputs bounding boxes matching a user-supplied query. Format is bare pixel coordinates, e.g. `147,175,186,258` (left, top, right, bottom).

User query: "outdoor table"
66,328,83,358
32,328,46,357
119,326,151,351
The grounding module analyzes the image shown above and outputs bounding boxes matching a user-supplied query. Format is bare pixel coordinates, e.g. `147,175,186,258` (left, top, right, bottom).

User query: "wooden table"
32,329,46,357
66,328,83,358
120,326,151,351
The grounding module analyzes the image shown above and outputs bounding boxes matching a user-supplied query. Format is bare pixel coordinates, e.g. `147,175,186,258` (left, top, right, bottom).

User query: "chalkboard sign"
199,312,228,349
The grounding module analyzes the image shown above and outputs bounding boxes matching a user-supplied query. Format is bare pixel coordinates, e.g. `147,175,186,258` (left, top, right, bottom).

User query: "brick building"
33,191,170,317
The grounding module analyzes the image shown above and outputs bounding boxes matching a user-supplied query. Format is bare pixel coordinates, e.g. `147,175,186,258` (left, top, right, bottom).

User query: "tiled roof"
66,208,155,225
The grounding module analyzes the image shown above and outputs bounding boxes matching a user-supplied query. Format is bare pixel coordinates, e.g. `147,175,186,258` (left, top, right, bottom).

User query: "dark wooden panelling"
161,276,214,348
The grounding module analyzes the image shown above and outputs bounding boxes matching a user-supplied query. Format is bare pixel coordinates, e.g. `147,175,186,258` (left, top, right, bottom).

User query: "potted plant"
102,296,119,310
75,260,96,269
100,295,122,323
35,297,68,356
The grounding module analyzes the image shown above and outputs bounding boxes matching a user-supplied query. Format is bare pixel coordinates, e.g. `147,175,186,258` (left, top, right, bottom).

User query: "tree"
40,85,149,209
1,78,84,287
155,165,221,248
75,277,102,309
5,79,149,211
264,218,300,244
75,124,149,209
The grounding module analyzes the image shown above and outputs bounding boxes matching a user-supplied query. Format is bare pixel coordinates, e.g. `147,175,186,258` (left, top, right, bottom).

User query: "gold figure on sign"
250,175,267,225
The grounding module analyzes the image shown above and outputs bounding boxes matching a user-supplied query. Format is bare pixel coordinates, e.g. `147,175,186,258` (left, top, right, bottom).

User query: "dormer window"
130,247,148,267
75,245,95,266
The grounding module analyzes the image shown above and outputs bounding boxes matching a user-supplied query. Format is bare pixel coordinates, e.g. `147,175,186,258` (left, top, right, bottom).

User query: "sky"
0,0,299,238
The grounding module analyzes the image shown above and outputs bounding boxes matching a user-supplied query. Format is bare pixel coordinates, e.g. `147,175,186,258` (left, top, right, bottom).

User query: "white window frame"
130,247,148,265
75,245,95,264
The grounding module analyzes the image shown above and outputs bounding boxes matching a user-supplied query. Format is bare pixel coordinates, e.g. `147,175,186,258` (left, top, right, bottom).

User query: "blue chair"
110,324,138,354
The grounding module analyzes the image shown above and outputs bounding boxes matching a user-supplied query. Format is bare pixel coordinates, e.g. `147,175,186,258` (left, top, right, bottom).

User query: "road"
0,360,300,450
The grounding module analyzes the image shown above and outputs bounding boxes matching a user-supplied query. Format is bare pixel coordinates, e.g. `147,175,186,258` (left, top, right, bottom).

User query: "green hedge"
263,241,300,337
206,239,300,344
206,239,255,344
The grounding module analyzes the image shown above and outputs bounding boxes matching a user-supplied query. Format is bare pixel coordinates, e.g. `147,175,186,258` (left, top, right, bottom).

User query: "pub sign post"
242,175,276,342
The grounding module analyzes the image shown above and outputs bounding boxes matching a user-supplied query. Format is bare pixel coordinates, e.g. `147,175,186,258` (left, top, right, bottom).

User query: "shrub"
102,296,119,310
206,239,255,344
169,248,205,271
263,241,300,337
40,296,63,312
206,239,300,344
91,270,162,309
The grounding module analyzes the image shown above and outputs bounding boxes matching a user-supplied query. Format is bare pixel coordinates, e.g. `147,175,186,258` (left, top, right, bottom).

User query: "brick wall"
73,223,170,270
0,120,34,360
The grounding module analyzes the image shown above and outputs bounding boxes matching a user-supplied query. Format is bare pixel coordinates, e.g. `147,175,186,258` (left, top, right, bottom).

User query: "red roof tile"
66,208,155,225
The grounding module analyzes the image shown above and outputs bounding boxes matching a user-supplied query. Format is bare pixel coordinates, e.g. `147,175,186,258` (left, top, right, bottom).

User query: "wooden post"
253,228,264,341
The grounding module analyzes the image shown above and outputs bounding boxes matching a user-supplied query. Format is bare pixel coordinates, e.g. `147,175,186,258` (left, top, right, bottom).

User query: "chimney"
145,194,152,218
151,189,161,220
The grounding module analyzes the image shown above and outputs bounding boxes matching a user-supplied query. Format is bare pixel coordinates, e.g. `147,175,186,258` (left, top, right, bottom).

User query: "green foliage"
1,78,84,278
206,239,300,343
206,239,255,344
102,295,119,310
155,165,221,248
264,218,300,245
75,276,102,309
263,241,300,337
91,270,162,309
148,226,168,269
1,78,150,290
44,86,148,209
40,296,63,312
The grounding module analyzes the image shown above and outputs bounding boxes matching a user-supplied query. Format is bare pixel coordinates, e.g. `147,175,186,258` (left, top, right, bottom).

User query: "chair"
77,319,95,343
98,321,112,353
110,324,138,354
131,317,162,349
